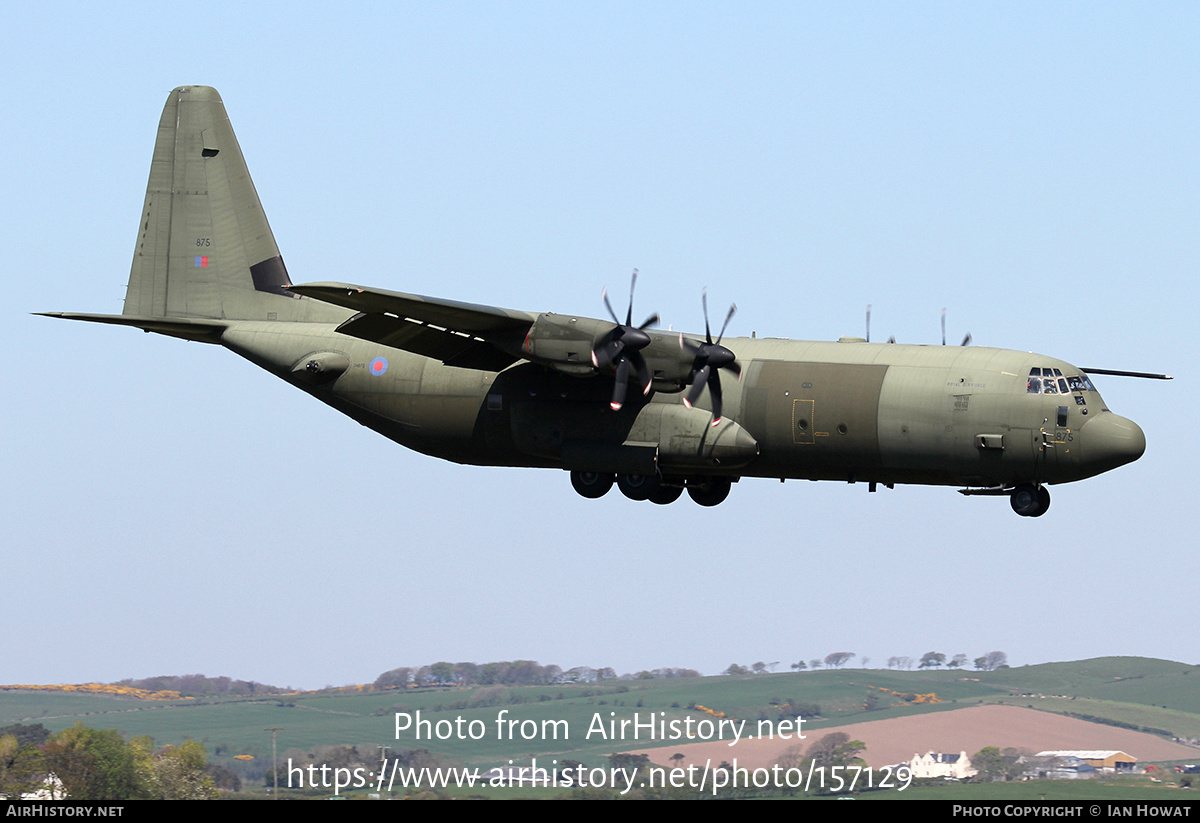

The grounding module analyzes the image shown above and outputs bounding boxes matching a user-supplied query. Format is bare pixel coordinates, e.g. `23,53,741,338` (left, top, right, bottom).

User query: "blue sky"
4,3,1196,690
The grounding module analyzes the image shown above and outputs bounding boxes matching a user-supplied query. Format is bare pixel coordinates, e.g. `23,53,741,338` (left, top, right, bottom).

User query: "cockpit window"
1027,368,1093,394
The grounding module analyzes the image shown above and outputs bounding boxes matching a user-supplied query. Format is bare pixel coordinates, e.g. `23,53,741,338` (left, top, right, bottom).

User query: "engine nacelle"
520,312,694,387
518,313,610,375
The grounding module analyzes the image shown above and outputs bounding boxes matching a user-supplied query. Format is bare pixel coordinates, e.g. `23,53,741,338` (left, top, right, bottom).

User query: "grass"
3,656,1197,779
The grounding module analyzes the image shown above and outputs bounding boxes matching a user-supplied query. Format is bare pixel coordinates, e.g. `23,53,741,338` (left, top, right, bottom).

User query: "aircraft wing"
288,282,536,371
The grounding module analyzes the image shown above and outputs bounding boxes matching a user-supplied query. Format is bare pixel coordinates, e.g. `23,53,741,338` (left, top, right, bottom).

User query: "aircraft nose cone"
1082,412,1146,474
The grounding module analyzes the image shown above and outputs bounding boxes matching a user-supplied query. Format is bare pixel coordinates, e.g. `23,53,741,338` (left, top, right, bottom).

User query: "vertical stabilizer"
123,86,310,321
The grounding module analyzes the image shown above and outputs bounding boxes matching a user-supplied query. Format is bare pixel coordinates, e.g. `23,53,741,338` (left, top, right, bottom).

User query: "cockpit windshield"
1026,367,1095,394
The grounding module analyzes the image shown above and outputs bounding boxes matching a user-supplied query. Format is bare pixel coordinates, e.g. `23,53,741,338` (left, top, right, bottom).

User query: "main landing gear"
569,470,732,506
1010,483,1051,517
569,470,613,499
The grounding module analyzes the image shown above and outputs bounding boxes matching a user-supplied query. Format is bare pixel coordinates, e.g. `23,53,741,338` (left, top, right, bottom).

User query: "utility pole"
266,728,283,799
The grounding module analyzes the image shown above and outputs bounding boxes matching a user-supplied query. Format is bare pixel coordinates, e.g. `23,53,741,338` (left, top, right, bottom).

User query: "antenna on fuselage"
869,304,898,343
942,308,972,346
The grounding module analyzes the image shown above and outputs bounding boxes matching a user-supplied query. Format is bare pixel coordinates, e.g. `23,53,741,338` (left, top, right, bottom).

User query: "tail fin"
123,86,309,321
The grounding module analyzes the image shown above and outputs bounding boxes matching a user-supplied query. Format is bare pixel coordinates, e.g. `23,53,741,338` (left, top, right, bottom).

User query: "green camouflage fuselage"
221,316,1141,489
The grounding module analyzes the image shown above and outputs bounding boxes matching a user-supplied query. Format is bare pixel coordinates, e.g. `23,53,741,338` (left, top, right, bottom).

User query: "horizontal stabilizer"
36,312,226,343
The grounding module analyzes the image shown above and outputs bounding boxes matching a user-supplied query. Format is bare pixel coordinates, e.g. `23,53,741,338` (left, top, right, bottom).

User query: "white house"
908,751,977,779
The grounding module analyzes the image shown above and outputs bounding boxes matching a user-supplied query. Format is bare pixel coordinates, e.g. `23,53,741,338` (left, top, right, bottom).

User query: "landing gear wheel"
571,470,614,499
1010,483,1050,517
648,482,684,505
1033,485,1051,517
688,476,731,507
617,472,661,501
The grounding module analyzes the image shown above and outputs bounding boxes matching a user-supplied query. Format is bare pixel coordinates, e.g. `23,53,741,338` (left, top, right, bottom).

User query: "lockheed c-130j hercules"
41,86,1168,517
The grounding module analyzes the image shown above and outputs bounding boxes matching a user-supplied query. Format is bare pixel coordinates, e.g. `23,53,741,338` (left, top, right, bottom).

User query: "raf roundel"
369,356,388,376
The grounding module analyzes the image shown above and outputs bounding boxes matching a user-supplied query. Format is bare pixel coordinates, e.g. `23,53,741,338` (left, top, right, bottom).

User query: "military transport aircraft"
41,86,1167,517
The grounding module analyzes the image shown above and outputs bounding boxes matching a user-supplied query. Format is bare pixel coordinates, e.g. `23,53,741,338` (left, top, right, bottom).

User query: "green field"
4,656,1198,799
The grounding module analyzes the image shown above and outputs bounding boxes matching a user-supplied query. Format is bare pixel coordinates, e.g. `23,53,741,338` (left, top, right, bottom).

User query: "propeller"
592,269,659,411
681,290,741,425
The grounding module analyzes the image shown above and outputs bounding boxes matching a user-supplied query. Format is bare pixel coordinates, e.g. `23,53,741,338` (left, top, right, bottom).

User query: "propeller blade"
702,289,712,343
602,288,620,325
866,304,872,343
630,350,653,396
592,337,624,369
709,368,724,423
941,308,947,346
679,333,701,355
684,365,710,408
626,269,638,326
610,358,630,411
716,303,737,344
961,332,972,347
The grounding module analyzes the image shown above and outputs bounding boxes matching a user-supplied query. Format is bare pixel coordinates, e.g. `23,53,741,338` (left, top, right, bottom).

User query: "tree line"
723,651,1009,674
0,722,228,800
111,673,284,697
887,651,1008,671
373,661,700,689
101,651,1009,701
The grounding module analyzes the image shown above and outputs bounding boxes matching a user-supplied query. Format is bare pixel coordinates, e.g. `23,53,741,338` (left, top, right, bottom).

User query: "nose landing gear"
1010,483,1051,517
